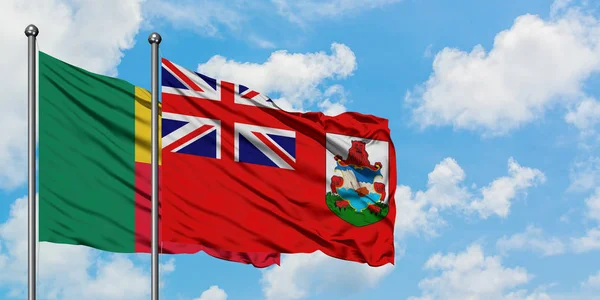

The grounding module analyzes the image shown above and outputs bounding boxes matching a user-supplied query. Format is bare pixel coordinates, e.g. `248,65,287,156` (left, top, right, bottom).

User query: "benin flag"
38,51,279,267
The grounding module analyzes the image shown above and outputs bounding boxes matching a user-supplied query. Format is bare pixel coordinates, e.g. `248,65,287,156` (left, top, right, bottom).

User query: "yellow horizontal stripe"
134,86,162,164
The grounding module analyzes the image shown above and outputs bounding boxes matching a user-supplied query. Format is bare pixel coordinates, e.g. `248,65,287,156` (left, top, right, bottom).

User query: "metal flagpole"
148,32,162,300
25,24,39,300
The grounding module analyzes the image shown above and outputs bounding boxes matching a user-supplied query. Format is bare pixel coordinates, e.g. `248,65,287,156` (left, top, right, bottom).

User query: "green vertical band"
38,51,137,253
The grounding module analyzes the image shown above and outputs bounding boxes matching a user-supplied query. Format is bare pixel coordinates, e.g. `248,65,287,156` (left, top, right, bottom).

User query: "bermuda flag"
160,58,397,266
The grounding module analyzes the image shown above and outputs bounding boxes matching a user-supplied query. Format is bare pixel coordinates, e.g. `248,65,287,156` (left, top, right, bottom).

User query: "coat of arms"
326,138,389,227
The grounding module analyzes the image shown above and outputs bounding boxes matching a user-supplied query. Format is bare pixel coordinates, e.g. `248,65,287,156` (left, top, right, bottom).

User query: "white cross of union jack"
161,58,297,170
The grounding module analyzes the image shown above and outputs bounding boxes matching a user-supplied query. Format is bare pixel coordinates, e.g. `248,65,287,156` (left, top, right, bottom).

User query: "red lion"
330,140,386,202
333,141,382,171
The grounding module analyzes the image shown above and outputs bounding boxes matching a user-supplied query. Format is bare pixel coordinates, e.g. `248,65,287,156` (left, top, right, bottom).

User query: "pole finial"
24,24,39,37
148,32,162,44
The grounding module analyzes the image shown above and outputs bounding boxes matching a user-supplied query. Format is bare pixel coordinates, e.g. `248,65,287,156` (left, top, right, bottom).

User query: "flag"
38,51,279,267
160,58,396,266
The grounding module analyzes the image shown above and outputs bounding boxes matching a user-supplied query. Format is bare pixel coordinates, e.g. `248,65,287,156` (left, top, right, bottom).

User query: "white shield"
325,132,390,205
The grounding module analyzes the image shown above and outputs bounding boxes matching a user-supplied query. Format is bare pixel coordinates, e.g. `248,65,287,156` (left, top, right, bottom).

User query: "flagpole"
148,32,162,300
25,24,39,300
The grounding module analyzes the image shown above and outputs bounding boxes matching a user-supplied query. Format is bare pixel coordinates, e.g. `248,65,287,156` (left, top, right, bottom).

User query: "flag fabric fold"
160,58,397,267
38,51,279,268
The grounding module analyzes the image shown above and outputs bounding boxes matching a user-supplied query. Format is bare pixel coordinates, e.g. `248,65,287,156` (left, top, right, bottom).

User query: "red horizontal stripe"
133,162,280,267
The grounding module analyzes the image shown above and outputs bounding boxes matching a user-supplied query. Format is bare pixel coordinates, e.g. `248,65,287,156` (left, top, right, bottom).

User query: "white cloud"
318,99,347,116
424,44,434,58
575,157,600,186
585,188,600,222
394,184,446,239
0,0,144,189
469,158,546,219
550,0,575,17
248,35,277,49
144,0,396,46
0,196,169,299
421,157,471,209
570,186,600,254
565,97,600,135
536,271,600,299
496,225,566,256
571,228,600,253
259,251,394,300
143,0,279,48
504,289,553,300
394,158,468,238
569,157,600,192
581,270,600,289
197,43,357,111
317,85,348,116
396,157,545,238
143,0,243,37
160,257,176,273
406,4,600,136
194,285,228,300
75,255,150,300
272,0,402,25
409,243,544,300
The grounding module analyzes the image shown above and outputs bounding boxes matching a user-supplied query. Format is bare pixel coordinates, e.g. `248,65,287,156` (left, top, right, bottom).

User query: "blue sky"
2,0,600,299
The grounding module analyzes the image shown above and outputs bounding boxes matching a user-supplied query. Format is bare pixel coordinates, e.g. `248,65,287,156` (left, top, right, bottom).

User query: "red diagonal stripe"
162,58,204,92
164,124,213,153
252,132,295,169
242,90,259,99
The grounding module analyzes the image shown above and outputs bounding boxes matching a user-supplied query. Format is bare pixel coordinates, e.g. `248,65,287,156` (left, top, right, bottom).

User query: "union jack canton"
160,58,297,170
